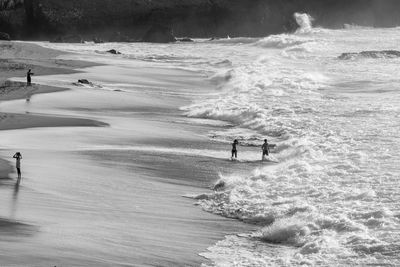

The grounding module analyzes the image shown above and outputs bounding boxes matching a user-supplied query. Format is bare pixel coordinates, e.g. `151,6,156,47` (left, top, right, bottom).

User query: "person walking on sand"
261,139,270,161
27,69,34,86
13,152,22,180
231,139,239,160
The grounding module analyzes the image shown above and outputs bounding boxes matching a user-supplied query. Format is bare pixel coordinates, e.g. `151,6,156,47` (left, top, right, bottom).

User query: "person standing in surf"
27,69,34,86
261,139,270,161
231,139,238,160
13,152,22,181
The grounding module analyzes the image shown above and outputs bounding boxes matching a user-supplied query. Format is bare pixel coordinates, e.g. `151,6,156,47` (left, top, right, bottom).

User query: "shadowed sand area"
0,41,253,266
0,42,106,130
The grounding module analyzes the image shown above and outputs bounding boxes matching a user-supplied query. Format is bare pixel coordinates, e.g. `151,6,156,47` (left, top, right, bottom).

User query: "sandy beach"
1,1,400,265
0,41,105,172
0,41,253,266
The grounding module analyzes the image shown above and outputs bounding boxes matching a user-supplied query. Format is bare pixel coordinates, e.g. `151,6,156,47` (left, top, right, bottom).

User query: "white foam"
294,13,314,34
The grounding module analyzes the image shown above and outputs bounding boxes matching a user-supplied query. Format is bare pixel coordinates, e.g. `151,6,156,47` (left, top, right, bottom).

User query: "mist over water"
25,13,400,266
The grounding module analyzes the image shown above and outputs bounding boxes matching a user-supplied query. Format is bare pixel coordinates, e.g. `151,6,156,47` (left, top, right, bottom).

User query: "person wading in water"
13,152,22,181
27,69,34,86
231,139,239,160
261,139,270,161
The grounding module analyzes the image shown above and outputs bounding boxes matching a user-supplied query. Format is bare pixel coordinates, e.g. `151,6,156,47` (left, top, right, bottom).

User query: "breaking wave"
254,13,322,50
338,50,400,60
182,12,400,267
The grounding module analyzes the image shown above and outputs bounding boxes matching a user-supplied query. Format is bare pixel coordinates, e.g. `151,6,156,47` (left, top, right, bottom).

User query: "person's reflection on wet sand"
10,181,20,219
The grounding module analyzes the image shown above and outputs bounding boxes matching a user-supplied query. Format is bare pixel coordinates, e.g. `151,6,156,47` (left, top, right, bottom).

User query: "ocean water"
6,13,400,266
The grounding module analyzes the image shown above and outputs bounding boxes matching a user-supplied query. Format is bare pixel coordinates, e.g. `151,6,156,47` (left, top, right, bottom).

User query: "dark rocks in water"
73,79,102,88
339,50,400,60
213,180,225,191
0,32,11,40
73,79,94,87
177,38,194,42
209,37,222,41
52,35,83,43
141,25,176,43
107,49,121,55
78,79,90,84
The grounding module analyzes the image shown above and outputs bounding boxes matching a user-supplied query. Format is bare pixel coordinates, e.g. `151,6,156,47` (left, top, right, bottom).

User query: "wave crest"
338,50,400,60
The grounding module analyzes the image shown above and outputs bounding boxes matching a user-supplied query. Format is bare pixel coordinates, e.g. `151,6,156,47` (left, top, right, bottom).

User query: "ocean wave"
202,223,398,266
253,13,321,50
338,50,400,60
260,216,313,246
343,24,373,30
210,13,321,51
209,37,260,44
255,34,317,49
181,64,327,144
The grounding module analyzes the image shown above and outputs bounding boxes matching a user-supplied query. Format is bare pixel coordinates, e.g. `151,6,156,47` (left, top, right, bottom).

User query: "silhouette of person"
13,152,22,180
231,139,238,159
262,139,270,161
27,69,34,86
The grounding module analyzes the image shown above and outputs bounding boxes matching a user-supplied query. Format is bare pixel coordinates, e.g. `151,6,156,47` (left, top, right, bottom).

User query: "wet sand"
0,41,253,266
0,41,105,175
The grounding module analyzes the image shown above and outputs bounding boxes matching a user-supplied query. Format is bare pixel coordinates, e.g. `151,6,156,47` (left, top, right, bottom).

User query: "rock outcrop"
2,0,400,40
0,32,11,40
77,79,90,84
73,79,93,87
106,49,121,55
177,38,194,42
0,0,23,9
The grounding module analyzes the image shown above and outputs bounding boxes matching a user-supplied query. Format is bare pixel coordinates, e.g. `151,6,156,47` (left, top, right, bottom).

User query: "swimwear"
231,149,237,158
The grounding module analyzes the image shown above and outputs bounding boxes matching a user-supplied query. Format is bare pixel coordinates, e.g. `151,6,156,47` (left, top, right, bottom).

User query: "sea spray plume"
211,12,316,49
254,13,320,50
294,13,314,34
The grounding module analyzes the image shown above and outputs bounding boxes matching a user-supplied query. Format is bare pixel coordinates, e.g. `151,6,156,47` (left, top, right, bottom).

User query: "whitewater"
23,13,400,266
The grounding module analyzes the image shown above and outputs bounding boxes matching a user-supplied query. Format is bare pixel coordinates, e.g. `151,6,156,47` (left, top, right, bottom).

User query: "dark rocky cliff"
1,0,400,40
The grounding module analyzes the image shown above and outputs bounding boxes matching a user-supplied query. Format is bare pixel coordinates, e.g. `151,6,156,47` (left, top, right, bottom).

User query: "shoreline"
0,41,107,179
0,41,253,266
